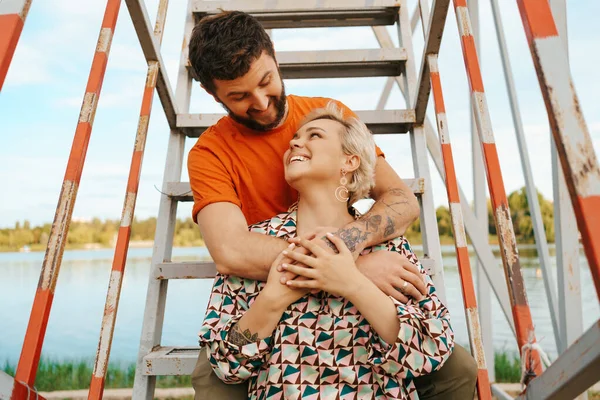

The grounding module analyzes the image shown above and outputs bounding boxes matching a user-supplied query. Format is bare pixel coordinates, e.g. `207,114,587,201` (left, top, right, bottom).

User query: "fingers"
279,270,298,284
281,263,317,279
325,232,350,255
402,263,428,296
389,287,410,304
288,237,327,257
286,279,319,289
392,276,422,302
282,248,318,268
273,243,294,269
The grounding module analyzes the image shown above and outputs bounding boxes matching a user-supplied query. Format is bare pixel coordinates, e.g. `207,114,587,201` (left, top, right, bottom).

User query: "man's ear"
200,84,220,104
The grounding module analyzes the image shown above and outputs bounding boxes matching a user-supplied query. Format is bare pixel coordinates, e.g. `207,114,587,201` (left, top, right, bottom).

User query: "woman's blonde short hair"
300,102,377,205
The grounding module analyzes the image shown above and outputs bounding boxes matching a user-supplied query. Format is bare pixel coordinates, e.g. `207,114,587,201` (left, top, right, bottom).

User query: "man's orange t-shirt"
188,95,383,225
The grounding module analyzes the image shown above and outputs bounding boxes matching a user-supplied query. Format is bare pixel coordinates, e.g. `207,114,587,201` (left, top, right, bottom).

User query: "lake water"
1,245,598,366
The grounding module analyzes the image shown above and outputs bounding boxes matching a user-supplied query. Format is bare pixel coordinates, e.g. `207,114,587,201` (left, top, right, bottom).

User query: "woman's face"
283,118,347,188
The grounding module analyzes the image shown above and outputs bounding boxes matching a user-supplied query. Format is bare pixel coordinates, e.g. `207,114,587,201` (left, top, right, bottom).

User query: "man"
187,10,477,400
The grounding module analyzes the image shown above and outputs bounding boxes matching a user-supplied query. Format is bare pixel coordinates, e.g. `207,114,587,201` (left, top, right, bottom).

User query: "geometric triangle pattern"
198,208,455,399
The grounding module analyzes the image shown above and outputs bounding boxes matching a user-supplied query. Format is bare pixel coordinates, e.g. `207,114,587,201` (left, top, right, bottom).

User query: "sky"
0,0,599,229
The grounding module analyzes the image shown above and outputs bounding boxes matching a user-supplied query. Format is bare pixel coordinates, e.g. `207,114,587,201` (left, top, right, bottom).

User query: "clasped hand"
281,233,361,298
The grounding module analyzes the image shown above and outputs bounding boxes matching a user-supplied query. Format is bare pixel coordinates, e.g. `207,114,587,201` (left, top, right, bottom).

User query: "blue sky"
0,0,598,228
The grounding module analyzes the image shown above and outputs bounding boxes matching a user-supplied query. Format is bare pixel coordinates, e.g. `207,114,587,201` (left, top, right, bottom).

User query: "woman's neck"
295,185,355,237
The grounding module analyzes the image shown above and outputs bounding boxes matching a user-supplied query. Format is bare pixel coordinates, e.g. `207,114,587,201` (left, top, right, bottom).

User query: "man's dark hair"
188,11,276,94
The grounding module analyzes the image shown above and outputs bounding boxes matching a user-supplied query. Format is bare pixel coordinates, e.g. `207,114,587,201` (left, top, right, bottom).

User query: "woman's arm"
199,247,307,383
198,275,273,384
364,238,454,379
283,235,454,379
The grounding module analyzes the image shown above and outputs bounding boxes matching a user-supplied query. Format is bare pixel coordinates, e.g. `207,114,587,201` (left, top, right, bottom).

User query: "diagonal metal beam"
0,0,32,90
373,16,516,337
413,0,451,124
516,320,600,400
489,0,560,352
515,0,600,301
125,0,178,130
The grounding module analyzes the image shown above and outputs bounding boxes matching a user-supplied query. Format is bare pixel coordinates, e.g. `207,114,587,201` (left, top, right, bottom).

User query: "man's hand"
357,251,427,303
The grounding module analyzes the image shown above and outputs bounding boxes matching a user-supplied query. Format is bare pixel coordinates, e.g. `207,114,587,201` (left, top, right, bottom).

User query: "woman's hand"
263,244,310,309
282,233,364,298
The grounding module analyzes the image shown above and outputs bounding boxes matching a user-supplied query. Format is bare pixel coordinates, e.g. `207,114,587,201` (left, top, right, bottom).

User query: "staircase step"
186,49,406,79
155,261,216,280
163,178,425,203
278,49,406,78
192,0,400,29
156,257,435,280
177,109,415,137
143,346,199,376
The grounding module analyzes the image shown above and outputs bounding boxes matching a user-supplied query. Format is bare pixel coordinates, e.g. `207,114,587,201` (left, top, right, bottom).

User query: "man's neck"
295,185,355,237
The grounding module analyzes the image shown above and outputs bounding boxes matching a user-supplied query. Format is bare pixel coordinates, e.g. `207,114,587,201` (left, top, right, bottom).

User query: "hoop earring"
335,169,349,203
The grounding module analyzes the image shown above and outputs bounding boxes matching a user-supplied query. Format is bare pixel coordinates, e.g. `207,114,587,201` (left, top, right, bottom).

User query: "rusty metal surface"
413,0,450,124
452,0,542,378
516,320,600,400
88,3,169,399
428,50,491,398
125,0,178,129
0,0,33,90
11,1,122,396
515,0,600,301
489,0,561,353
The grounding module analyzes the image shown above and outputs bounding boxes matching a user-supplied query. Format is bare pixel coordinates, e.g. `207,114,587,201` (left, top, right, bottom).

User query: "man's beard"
221,83,287,132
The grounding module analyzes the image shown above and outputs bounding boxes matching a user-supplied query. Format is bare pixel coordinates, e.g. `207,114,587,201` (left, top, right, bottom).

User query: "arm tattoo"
364,214,382,232
382,188,411,217
384,216,395,237
229,322,259,346
321,235,339,253
337,227,369,253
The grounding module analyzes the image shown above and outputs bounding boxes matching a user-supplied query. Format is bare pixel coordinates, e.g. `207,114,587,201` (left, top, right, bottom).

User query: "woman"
198,103,454,399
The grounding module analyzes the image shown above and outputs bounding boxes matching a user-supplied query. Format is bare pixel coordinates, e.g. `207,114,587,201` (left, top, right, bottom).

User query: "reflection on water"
0,244,598,365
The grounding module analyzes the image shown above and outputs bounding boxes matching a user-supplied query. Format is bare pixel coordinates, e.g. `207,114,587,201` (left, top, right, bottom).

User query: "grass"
3,352,525,392
494,351,522,383
1,358,190,392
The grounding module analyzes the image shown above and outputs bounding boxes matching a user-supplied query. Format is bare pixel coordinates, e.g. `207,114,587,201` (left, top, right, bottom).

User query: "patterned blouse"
198,208,454,399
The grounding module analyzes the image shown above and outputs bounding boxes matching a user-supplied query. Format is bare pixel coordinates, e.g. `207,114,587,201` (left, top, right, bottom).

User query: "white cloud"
4,43,53,86
2,0,600,228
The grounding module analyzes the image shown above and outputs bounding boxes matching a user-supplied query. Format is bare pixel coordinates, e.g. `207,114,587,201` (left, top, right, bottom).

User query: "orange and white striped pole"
88,1,169,398
428,54,492,399
11,1,121,398
516,0,600,301
452,0,543,379
0,0,32,90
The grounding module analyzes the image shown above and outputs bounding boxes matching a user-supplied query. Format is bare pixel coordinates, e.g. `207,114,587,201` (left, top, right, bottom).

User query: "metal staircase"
132,0,446,398
2,1,597,399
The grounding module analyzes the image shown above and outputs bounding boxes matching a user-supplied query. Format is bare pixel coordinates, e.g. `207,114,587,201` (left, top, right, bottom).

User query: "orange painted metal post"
10,1,122,398
87,1,169,398
0,0,32,90
516,0,600,301
451,0,543,379
428,54,492,399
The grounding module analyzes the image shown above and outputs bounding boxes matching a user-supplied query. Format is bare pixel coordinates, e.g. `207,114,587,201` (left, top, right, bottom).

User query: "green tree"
435,206,453,238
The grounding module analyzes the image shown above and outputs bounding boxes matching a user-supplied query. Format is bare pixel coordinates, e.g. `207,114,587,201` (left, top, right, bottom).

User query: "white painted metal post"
489,0,561,353
372,17,517,338
397,0,447,302
549,0,585,379
469,0,495,383
131,1,193,398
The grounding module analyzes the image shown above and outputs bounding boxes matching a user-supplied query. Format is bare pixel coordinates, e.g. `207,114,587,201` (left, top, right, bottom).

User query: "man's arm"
334,156,420,255
197,202,288,280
